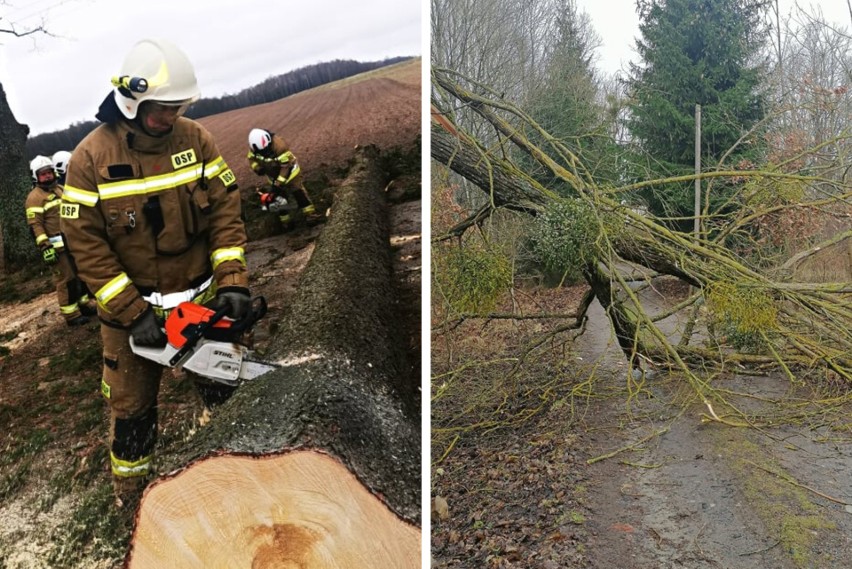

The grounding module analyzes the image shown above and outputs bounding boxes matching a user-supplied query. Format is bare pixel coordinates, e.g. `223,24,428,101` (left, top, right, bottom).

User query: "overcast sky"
0,0,421,135
574,0,852,78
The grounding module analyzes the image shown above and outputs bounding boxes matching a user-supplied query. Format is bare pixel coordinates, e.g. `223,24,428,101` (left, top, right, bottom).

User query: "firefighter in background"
24,155,96,327
247,128,323,230
52,150,73,186
60,38,250,509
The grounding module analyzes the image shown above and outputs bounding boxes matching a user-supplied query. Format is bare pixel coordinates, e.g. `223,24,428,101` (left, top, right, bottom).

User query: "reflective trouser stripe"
60,302,80,315
111,451,152,478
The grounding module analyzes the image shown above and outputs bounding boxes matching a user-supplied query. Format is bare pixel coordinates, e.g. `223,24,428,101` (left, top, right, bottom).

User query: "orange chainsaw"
129,297,279,386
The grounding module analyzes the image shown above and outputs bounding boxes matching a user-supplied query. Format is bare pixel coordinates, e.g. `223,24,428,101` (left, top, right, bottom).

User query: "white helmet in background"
52,150,72,176
30,155,54,183
111,38,200,120
248,128,273,154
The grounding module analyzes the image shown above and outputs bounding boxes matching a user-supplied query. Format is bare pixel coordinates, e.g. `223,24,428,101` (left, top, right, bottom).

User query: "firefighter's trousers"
99,323,237,487
53,251,91,322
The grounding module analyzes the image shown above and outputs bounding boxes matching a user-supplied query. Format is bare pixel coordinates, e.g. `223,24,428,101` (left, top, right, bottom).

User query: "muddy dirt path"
573,284,852,569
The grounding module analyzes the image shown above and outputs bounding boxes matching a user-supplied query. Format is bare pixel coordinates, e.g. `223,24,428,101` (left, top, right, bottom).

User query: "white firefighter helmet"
30,155,55,182
52,150,72,176
111,38,200,120
248,128,273,154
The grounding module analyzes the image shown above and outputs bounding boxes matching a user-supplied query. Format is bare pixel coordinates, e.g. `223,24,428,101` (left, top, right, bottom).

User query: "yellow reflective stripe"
110,451,152,478
44,200,61,211
62,185,99,206
211,247,246,269
60,303,79,315
98,166,204,200
276,150,294,163
204,156,228,179
35,234,48,245
276,164,300,185
96,272,132,310
101,379,111,399
26,206,45,216
301,204,316,215
282,163,301,184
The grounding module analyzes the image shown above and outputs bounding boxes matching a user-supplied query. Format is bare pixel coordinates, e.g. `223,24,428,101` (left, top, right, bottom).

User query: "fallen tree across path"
431,67,852,396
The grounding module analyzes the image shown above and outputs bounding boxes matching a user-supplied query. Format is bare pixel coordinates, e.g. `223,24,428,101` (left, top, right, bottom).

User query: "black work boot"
67,315,90,327
80,301,98,317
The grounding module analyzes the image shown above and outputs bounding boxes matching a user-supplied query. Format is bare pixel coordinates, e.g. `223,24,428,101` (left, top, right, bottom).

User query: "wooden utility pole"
694,104,701,241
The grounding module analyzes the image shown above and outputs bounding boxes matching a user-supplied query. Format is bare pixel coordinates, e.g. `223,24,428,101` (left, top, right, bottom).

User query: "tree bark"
0,83,32,273
126,145,420,568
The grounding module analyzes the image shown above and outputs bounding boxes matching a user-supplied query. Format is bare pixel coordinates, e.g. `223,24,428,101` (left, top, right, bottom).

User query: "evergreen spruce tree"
626,0,768,228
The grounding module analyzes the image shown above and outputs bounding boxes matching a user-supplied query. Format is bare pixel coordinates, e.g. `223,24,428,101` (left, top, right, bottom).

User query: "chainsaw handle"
227,296,267,334
168,304,230,367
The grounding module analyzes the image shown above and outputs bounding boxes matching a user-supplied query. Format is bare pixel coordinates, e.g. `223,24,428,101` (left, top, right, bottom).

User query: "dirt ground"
431,278,852,569
0,59,421,569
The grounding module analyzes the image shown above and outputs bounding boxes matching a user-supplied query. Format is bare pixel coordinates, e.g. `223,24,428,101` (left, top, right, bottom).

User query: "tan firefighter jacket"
25,182,66,250
60,117,248,328
247,133,301,187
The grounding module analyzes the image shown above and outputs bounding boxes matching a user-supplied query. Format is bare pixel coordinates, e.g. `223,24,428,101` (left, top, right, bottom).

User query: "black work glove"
130,308,166,347
41,245,57,264
214,288,251,320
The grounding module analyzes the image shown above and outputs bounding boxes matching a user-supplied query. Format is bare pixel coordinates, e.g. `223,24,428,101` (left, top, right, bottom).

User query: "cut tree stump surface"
130,451,420,568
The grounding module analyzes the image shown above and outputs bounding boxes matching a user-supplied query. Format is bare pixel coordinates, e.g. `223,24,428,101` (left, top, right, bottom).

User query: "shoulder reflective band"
44,200,61,211
62,185,100,206
96,272,132,311
211,247,246,269
276,150,295,163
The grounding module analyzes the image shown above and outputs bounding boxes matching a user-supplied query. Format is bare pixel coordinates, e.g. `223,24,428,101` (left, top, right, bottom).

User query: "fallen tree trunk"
126,145,421,568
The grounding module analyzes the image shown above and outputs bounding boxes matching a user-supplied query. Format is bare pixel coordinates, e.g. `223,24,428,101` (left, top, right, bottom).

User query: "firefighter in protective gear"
25,155,96,326
247,128,322,230
52,150,73,185
59,38,251,509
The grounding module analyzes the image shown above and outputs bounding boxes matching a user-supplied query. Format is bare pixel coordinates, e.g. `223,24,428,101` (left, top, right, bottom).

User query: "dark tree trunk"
126,145,421,568
0,83,32,273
